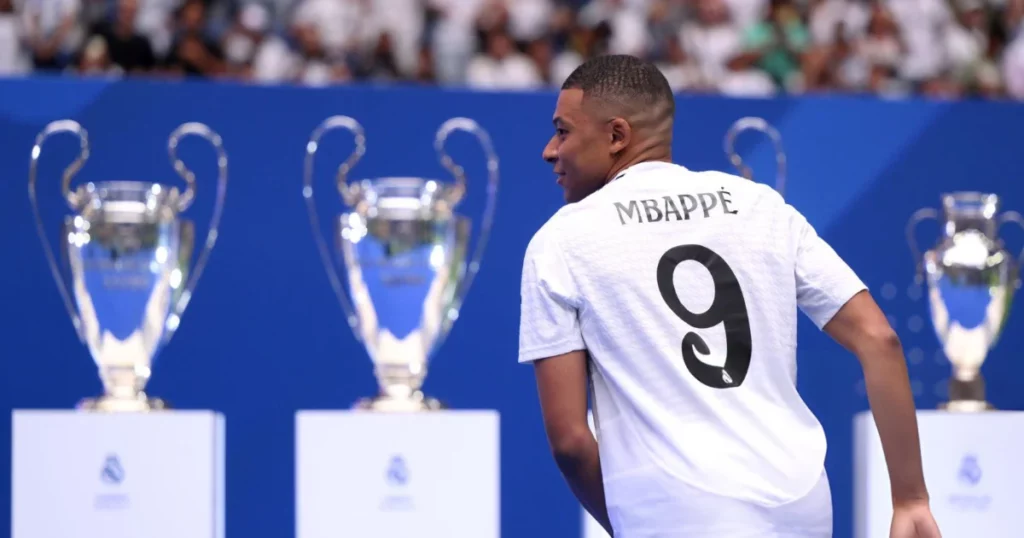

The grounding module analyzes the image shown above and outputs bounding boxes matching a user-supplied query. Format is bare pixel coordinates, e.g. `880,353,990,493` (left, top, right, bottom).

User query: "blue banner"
1,75,1022,538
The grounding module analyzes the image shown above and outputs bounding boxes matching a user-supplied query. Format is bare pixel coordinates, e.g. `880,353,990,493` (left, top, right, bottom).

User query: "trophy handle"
906,207,940,284
998,210,1024,274
167,122,229,314
724,117,786,196
434,117,500,309
28,119,90,339
302,116,367,331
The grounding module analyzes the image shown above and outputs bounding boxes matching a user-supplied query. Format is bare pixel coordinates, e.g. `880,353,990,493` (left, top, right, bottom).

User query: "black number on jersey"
656,245,753,389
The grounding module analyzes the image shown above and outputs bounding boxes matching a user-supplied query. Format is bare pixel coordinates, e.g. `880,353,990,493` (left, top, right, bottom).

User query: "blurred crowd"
3,0,1024,99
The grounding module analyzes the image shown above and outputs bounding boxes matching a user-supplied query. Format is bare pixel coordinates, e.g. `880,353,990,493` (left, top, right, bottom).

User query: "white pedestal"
11,409,225,538
854,410,1024,538
296,410,500,538
583,410,612,538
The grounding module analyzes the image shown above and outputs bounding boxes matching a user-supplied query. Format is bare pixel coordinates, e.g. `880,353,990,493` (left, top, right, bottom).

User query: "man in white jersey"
518,55,943,538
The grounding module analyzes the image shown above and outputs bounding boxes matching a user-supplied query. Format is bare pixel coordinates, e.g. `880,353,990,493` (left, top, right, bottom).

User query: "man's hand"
890,500,941,538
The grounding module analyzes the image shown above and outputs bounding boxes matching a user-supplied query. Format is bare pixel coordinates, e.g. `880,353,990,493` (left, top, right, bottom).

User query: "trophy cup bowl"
304,116,499,412
907,192,1023,412
339,178,471,411
29,120,228,412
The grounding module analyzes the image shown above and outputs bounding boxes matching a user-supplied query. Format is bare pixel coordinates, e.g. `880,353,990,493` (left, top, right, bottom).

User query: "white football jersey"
519,161,866,536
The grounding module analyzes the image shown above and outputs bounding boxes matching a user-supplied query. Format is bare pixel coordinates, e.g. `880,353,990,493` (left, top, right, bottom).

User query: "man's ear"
608,117,631,155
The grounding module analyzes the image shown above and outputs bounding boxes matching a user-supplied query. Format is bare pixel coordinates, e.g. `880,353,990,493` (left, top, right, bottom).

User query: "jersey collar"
608,160,680,183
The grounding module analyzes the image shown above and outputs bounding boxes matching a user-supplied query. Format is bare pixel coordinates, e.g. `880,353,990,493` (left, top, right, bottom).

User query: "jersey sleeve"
791,208,867,329
518,224,586,363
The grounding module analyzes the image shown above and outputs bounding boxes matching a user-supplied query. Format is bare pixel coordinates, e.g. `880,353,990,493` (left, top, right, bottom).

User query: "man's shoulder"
692,169,784,198
524,198,611,265
690,170,795,224
625,164,781,196
524,205,574,262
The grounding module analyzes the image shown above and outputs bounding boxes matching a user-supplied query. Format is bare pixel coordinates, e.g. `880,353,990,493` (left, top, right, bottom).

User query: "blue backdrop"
1,76,1023,538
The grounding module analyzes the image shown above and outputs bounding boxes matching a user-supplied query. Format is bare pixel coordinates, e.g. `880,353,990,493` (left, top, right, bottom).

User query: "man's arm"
517,222,612,534
532,351,612,535
787,198,929,508
823,290,929,505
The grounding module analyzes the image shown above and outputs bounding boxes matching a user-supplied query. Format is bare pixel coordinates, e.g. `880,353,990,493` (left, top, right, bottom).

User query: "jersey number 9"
657,244,753,389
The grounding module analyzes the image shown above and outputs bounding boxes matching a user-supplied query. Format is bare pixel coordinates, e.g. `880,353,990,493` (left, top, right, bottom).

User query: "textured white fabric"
519,161,865,536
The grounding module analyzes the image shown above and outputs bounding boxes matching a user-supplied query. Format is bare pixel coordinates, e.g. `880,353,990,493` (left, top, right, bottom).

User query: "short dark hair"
561,54,675,117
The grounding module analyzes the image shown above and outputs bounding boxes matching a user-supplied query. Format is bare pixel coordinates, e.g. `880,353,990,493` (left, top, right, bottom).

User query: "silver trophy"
724,117,787,195
29,119,228,412
303,116,499,412
907,192,1023,412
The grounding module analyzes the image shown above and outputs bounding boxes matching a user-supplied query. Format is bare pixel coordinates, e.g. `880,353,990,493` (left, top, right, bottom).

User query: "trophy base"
939,400,996,413
940,377,993,412
77,395,170,413
353,392,445,413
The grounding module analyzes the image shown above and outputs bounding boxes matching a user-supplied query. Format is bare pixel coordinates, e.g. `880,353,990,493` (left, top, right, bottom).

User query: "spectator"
0,0,29,75
739,0,811,91
1000,17,1024,96
680,0,776,96
886,0,954,88
578,0,651,57
368,0,423,78
856,2,906,95
291,19,350,85
803,0,870,91
505,0,555,42
20,0,84,71
428,0,487,84
291,0,370,61
656,33,705,91
221,2,297,83
164,0,225,77
87,0,156,75
465,27,543,89
808,0,868,47
76,33,121,76
945,0,1005,96
548,13,610,85
352,32,403,82
133,0,178,60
